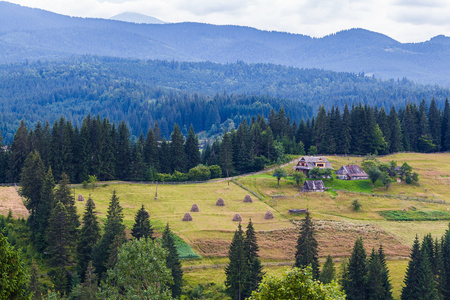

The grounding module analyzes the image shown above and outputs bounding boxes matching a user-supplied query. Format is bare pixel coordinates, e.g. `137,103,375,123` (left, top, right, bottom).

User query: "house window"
316,163,324,167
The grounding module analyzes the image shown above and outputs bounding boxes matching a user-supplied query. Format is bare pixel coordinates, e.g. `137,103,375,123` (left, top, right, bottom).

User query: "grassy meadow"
3,152,450,299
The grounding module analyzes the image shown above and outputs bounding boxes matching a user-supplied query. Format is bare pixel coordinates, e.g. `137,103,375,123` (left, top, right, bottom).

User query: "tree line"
1,98,449,184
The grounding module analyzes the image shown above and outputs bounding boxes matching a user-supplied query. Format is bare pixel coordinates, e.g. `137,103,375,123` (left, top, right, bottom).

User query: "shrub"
188,164,211,181
351,199,362,212
209,165,222,179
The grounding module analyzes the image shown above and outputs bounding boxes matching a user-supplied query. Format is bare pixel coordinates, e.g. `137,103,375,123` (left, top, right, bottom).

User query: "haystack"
190,204,199,212
232,213,242,222
264,211,274,219
77,194,85,202
243,194,253,203
216,197,225,206
182,213,193,221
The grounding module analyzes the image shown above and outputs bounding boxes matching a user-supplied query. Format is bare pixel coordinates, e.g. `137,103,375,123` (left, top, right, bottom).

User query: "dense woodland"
1,98,450,184
1,57,448,142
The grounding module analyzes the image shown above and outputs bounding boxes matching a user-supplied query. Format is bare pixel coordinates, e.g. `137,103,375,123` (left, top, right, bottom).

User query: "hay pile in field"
265,211,274,219
190,204,199,212
77,194,85,201
216,197,225,206
232,213,242,222
182,213,193,221
243,194,252,203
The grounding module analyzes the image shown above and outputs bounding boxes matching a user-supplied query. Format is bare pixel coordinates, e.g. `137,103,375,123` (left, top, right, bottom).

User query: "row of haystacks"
182,194,273,222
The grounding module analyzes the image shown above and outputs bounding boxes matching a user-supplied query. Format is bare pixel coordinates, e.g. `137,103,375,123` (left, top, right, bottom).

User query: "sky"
6,0,450,43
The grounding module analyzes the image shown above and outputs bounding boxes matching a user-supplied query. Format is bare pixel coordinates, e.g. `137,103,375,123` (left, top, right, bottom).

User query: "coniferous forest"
1,98,449,184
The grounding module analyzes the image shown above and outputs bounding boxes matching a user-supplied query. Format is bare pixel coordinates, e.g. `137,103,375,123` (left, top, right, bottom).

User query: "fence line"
230,180,263,201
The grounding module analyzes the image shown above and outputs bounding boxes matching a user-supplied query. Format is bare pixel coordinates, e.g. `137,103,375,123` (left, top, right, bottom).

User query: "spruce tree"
92,190,126,278
29,261,41,300
343,237,368,300
46,201,76,294
294,211,320,279
170,123,187,173
8,120,29,182
20,150,45,240
366,248,392,300
243,219,264,298
161,223,183,299
34,167,55,253
220,132,234,178
78,261,98,300
319,254,336,284
185,124,201,171
54,173,80,236
402,236,422,299
131,205,153,240
378,245,393,300
77,196,101,281
225,223,248,300
415,241,439,299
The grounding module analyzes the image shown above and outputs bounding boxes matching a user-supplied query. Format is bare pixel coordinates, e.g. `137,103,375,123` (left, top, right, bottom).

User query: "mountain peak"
110,12,166,24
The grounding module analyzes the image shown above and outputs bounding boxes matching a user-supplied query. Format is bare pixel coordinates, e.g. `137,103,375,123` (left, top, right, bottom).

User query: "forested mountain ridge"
0,57,448,143
1,1,450,86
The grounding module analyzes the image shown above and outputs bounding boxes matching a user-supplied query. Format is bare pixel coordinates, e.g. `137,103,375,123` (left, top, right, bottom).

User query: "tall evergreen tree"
388,106,404,153
294,211,320,279
92,190,126,278
20,151,45,240
77,196,101,281
443,99,450,151
402,236,422,299
161,223,183,299
428,98,441,150
54,173,80,235
143,128,159,171
184,124,201,171
220,132,234,178
0,131,9,183
366,247,393,300
34,167,55,252
115,121,131,180
243,219,264,298
131,205,153,240
46,201,76,294
343,237,368,300
225,223,248,300
8,120,29,182
170,123,187,173
441,224,450,299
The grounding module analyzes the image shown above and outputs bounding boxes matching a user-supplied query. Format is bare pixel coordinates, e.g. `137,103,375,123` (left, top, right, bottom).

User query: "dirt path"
0,186,29,218
211,158,299,183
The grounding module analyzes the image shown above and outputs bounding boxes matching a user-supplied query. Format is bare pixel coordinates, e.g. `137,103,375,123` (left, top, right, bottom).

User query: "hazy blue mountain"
110,12,166,24
1,1,449,86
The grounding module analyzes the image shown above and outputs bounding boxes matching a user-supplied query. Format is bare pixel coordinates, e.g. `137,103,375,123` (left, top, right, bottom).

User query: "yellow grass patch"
0,187,29,218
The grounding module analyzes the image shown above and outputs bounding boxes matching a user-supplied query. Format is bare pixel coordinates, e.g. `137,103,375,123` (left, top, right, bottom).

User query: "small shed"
301,180,326,192
335,165,369,180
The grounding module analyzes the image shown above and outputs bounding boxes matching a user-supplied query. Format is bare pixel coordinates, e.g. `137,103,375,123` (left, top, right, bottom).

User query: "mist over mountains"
1,1,450,86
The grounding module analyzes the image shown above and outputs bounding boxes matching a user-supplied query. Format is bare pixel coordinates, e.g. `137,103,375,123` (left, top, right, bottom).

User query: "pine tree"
402,236,421,299
220,132,234,178
161,223,183,299
243,219,264,298
143,128,159,170
366,248,393,300
170,123,187,173
78,261,98,300
319,254,336,284
34,167,55,252
343,237,368,300
77,196,101,281
428,98,442,150
131,205,153,240
8,120,29,182
185,124,201,171
441,224,450,299
46,201,76,293
389,106,404,153
116,121,131,180
378,245,393,299
54,173,80,235
0,130,8,183
294,211,320,279
29,261,41,300
415,240,440,299
225,223,248,300
92,190,126,278
20,151,45,240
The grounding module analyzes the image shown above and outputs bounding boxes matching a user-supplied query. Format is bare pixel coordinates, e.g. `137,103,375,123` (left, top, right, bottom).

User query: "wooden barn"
335,165,369,180
301,180,326,192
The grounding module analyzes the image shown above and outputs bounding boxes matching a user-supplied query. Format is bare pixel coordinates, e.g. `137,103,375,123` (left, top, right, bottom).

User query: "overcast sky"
6,0,450,43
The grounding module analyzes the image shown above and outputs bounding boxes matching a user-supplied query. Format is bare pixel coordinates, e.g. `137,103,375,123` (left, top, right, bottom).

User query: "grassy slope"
2,152,445,299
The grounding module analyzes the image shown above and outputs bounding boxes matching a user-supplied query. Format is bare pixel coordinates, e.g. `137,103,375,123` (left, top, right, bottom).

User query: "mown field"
1,152,450,299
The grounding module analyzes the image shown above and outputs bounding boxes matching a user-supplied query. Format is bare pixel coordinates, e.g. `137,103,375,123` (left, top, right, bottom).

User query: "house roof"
335,165,368,177
302,180,326,191
296,156,333,170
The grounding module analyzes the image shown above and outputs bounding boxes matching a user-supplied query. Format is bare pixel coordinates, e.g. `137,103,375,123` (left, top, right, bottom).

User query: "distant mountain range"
1,1,450,86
